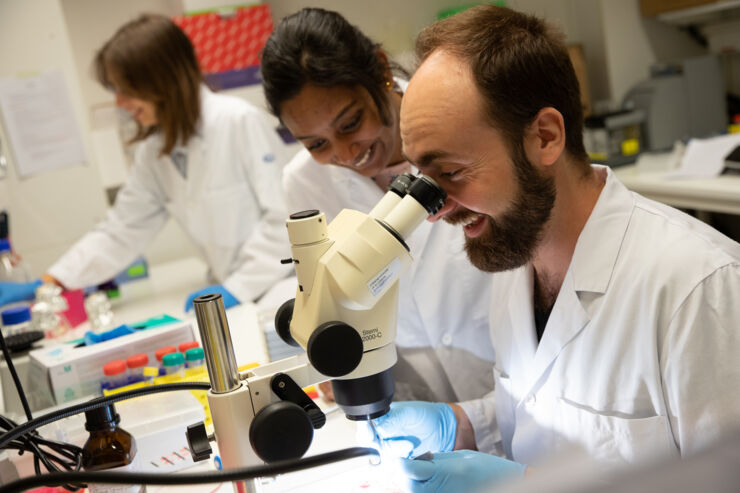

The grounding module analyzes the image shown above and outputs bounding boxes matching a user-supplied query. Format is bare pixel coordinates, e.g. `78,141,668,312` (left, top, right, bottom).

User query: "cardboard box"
640,0,717,17
28,321,194,405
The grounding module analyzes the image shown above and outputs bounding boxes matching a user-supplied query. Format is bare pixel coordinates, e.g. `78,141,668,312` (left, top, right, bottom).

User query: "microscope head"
276,174,446,420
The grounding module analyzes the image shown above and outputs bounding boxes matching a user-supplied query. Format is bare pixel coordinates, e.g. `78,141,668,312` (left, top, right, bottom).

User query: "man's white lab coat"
282,149,496,405
49,87,294,302
462,166,740,468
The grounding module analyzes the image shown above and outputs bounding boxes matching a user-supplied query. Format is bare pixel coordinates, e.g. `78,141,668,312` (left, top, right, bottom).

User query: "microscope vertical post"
193,294,260,493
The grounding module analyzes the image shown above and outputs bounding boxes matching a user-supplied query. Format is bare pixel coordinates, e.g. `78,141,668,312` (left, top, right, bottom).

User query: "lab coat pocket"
555,398,678,466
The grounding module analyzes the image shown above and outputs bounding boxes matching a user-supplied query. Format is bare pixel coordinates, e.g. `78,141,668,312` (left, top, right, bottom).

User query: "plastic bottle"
161,352,185,378
81,403,143,493
154,346,176,376
184,347,205,370
178,341,199,353
126,353,149,384
0,238,30,283
101,360,128,392
84,291,114,332
1,305,32,336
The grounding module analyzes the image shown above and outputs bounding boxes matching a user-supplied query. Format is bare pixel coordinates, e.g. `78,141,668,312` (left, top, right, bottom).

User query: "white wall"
0,0,731,280
0,0,108,277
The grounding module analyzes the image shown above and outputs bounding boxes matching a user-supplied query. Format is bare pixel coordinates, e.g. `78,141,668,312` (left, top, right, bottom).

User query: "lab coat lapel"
523,167,632,394
504,265,539,390
528,270,590,391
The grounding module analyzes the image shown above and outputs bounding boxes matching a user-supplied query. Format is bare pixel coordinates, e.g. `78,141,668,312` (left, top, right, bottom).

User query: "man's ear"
525,107,565,167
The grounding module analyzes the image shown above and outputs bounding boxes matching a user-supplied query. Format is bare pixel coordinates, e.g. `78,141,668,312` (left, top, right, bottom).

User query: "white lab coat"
282,150,496,407
462,166,740,468
49,87,294,302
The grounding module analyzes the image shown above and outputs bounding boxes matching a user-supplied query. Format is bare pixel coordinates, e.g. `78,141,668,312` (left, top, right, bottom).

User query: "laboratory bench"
1,257,389,492
613,152,740,218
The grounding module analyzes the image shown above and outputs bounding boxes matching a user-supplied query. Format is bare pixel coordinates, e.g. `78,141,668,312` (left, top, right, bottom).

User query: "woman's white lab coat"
282,149,496,407
464,166,740,468
48,87,294,302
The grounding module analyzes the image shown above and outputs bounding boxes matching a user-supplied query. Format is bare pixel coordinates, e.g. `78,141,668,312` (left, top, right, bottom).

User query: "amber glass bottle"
81,403,143,493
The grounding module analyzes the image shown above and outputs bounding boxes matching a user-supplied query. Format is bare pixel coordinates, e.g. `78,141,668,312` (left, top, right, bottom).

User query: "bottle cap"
103,360,126,376
1,306,32,325
0,238,10,253
84,403,121,431
126,353,149,369
162,352,185,367
155,346,176,362
178,341,199,353
185,347,205,361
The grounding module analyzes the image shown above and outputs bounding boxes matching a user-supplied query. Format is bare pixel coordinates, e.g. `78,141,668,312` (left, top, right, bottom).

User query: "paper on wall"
0,71,86,178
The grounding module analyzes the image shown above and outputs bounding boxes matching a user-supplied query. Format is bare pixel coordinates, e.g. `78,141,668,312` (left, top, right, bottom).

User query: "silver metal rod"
193,293,240,393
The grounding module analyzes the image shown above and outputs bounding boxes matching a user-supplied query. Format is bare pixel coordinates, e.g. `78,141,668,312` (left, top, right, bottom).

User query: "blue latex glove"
184,284,239,312
400,450,526,493
371,401,457,458
0,279,42,307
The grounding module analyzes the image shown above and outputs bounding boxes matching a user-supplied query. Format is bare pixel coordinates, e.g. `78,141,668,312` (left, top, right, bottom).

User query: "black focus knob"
249,401,314,463
186,422,212,462
275,298,299,347
307,321,363,377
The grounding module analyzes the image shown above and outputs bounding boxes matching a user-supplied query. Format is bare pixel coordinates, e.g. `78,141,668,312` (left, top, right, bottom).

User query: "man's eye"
307,139,327,151
440,169,461,178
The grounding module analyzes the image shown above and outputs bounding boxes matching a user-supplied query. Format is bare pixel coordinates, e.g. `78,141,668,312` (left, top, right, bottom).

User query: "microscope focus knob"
307,321,363,377
249,401,314,463
186,422,212,462
275,298,299,347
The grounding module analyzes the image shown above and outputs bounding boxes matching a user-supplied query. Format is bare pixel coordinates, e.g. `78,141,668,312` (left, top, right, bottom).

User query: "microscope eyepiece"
407,175,446,215
387,173,417,197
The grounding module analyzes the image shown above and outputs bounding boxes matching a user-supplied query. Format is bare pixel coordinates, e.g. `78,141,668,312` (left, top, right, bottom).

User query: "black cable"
0,382,210,449
0,446,379,493
0,325,33,420
0,328,83,490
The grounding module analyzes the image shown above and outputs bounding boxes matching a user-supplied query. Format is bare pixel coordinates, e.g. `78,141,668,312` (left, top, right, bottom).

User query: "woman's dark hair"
261,8,401,126
416,5,590,170
95,14,202,156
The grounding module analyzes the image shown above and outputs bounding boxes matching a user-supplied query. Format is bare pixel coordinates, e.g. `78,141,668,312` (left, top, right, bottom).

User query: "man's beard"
445,148,556,272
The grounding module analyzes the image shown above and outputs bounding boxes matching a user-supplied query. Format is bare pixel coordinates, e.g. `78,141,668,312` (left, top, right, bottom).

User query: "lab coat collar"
570,166,634,295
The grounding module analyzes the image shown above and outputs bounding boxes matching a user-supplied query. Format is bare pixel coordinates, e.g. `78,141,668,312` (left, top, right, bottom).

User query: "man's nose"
428,196,457,222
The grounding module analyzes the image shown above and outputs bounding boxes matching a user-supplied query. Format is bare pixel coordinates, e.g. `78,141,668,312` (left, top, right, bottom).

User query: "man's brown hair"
416,5,589,168
95,14,202,156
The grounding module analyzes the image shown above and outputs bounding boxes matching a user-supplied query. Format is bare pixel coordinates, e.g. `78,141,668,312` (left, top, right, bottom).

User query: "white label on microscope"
368,257,402,296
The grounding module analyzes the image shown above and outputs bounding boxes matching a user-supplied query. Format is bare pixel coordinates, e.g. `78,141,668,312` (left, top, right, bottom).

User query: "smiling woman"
94,14,202,156
259,7,498,421
0,13,295,313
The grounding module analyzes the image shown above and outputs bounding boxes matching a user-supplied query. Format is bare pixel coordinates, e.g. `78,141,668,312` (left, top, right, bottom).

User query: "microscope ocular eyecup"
408,175,446,215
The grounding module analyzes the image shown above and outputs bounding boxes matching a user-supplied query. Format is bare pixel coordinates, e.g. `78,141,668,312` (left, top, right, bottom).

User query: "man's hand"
371,401,458,458
184,284,239,312
400,450,526,492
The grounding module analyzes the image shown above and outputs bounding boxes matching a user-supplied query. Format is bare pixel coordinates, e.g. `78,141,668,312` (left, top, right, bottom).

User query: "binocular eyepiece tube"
372,174,447,241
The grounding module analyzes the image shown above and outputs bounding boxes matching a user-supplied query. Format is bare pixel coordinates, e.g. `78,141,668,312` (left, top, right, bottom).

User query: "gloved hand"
184,284,239,312
371,401,457,459
0,279,42,307
400,450,526,493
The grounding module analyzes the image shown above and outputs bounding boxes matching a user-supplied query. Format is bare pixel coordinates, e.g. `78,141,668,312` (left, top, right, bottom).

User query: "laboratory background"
1,0,740,492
